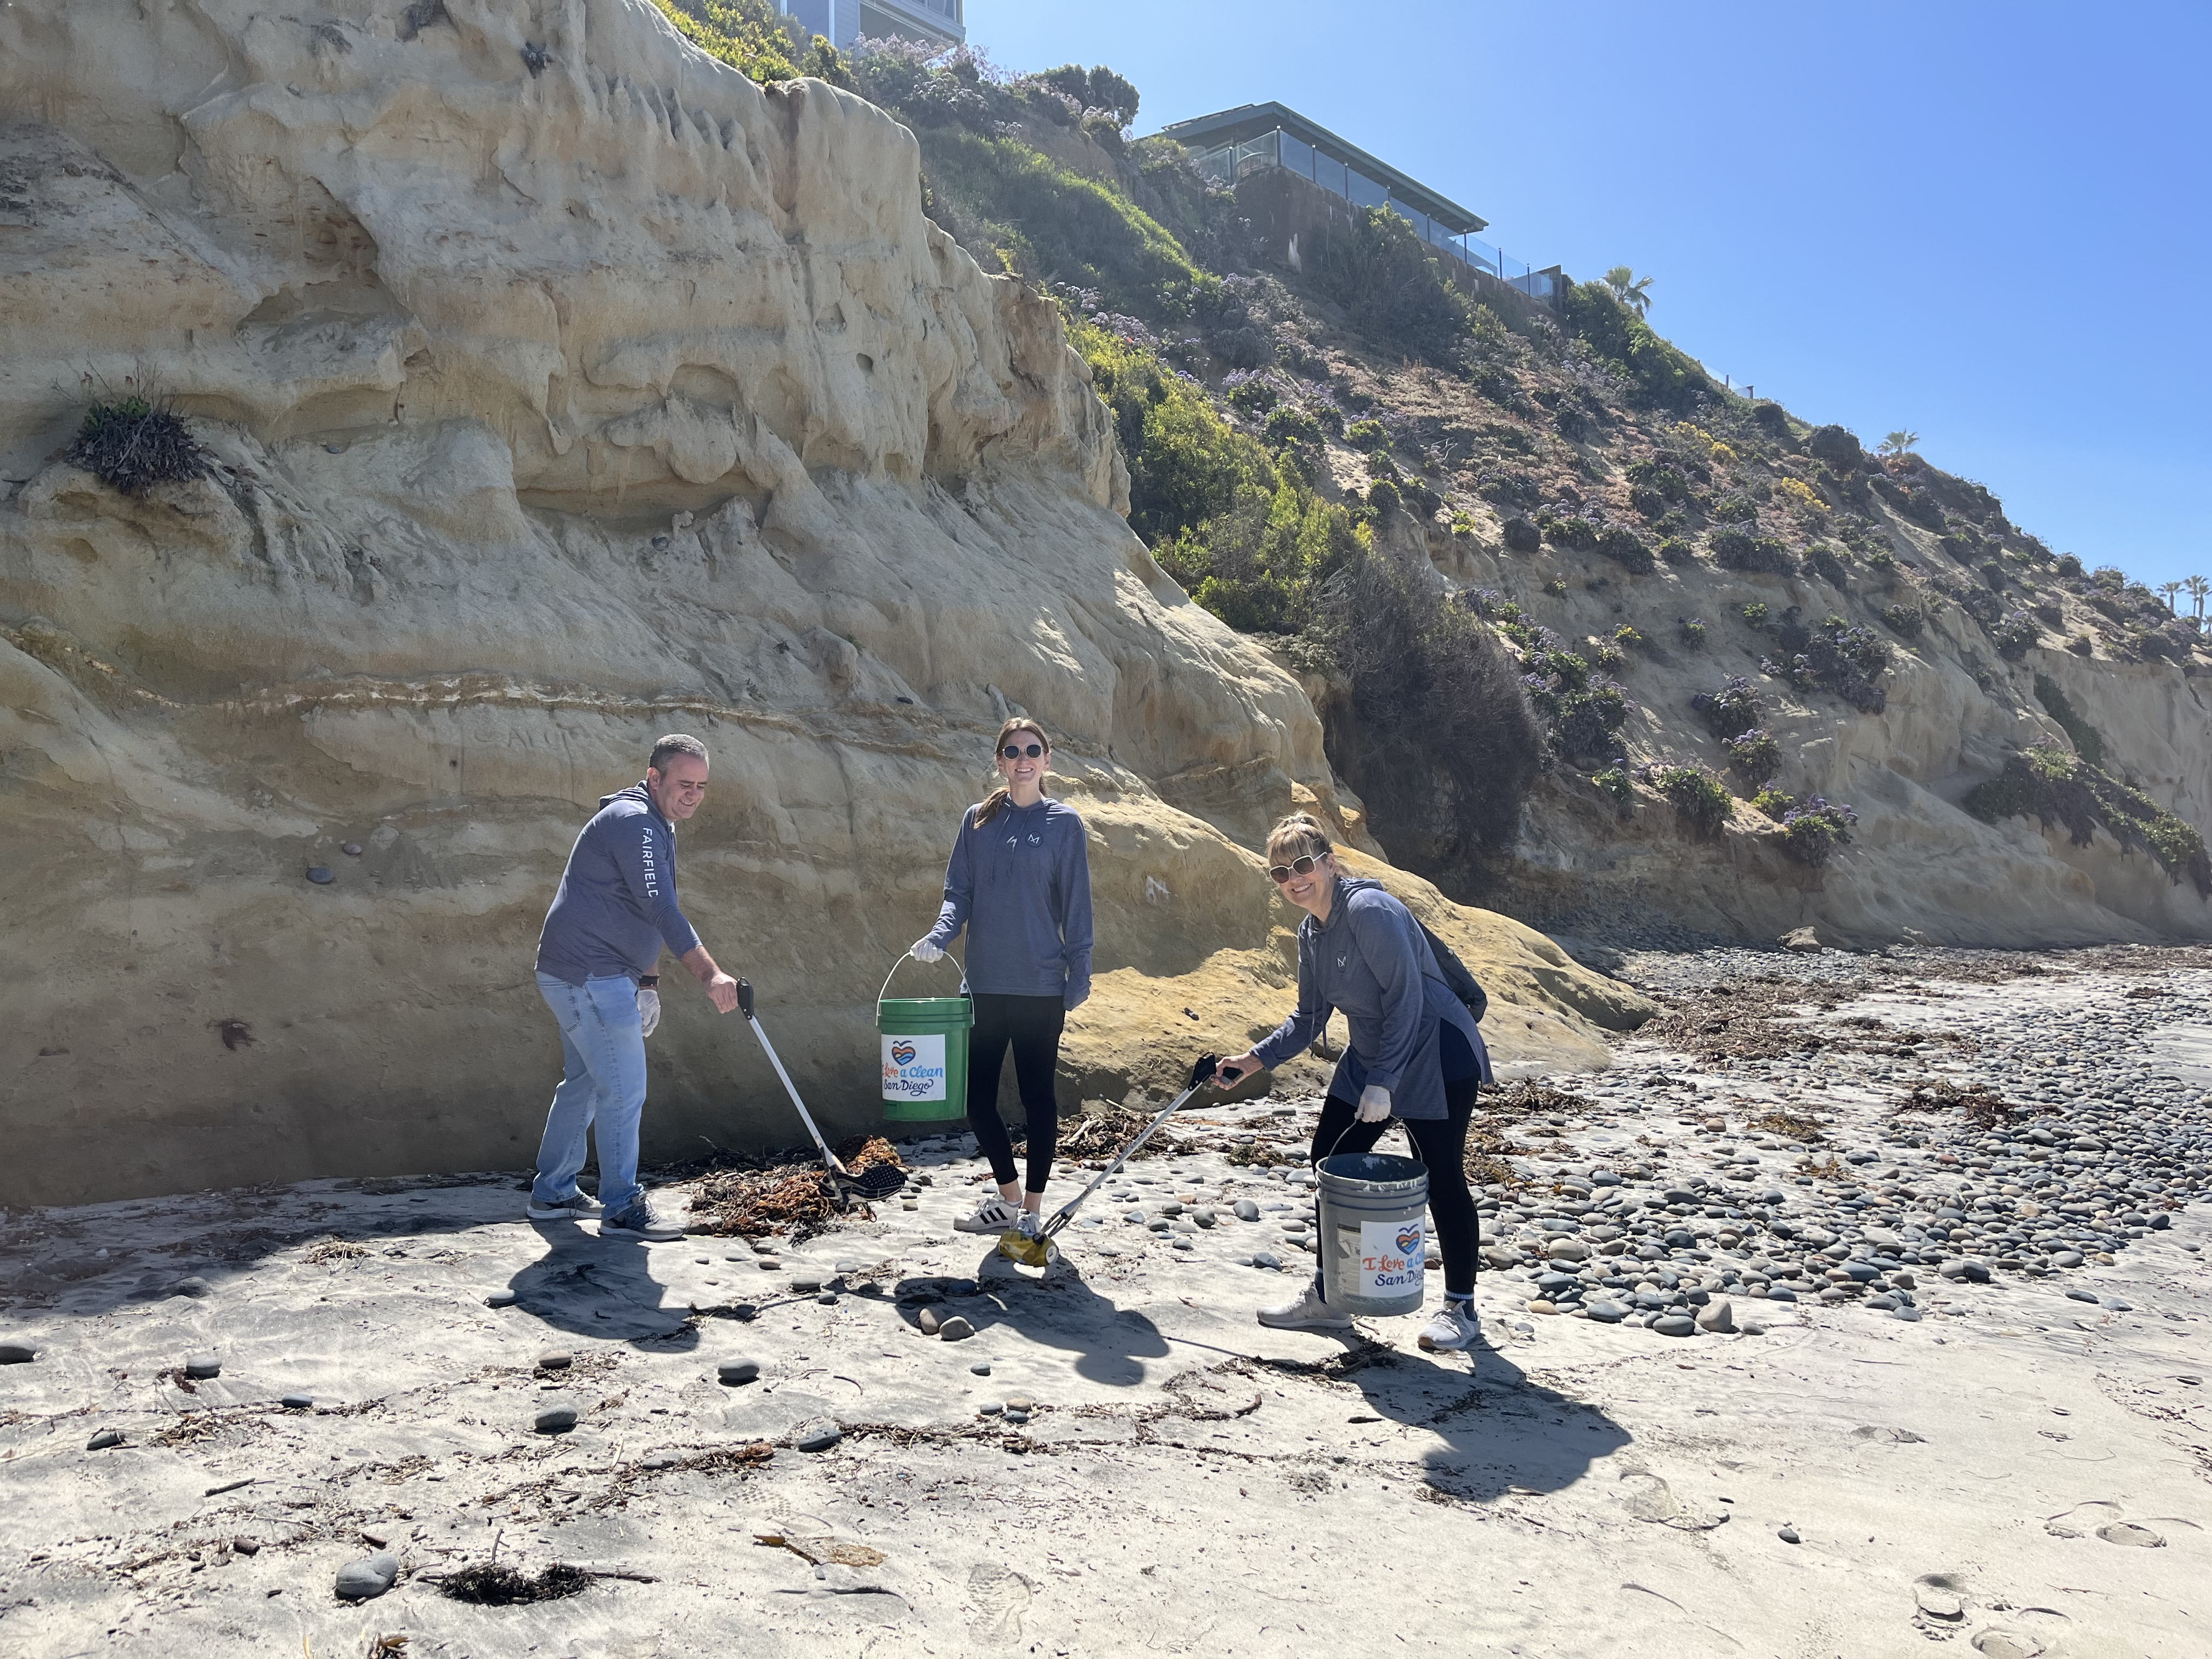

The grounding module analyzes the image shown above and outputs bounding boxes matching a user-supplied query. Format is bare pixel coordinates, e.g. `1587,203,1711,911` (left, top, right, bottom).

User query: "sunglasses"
1000,743,1046,759
1268,853,1328,884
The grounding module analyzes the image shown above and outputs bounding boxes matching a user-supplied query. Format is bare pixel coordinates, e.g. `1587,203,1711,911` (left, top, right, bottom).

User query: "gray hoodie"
1250,876,1488,1120
534,783,700,986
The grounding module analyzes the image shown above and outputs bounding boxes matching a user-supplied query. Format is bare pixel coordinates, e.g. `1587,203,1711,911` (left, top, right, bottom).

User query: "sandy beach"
2,945,2207,1658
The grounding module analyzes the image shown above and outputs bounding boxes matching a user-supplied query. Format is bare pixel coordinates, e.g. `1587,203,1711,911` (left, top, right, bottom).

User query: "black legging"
1308,1075,1480,1295
967,993,1065,1193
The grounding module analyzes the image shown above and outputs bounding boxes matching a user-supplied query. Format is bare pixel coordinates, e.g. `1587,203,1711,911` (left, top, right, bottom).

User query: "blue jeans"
532,972,647,1217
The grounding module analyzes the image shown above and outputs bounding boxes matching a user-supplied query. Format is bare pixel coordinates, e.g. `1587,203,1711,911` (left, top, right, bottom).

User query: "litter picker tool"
737,979,906,1205
1000,1054,1219,1268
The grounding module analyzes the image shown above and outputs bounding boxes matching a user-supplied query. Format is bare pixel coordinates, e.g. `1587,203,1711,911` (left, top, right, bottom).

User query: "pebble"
716,1359,760,1385
533,1403,579,1433
1694,1297,1735,1334
791,1277,824,1293
794,1422,843,1453
538,1350,573,1369
918,1307,941,1334
1653,1314,1696,1337
86,1429,125,1451
334,1553,400,1600
341,842,363,856
0,1342,36,1363
969,1362,991,1376
1777,1526,1801,1544
937,1316,975,1341
1233,1200,1261,1221
170,1277,212,1299
1251,1251,1282,1271
306,866,335,884
757,1258,782,1272
484,1290,518,1307
280,1393,314,1409
183,1352,221,1379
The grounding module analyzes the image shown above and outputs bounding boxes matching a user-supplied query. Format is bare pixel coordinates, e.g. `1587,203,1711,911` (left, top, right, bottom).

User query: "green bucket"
877,957,973,1121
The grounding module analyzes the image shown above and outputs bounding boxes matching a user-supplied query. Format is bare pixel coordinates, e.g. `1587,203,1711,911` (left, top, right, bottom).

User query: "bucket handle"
878,947,966,1011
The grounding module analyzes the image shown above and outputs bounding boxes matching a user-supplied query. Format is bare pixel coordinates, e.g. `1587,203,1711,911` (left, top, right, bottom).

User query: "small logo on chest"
1335,953,1348,970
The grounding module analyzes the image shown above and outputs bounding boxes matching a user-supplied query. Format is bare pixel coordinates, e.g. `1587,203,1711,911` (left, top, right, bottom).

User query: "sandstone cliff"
0,0,1645,1206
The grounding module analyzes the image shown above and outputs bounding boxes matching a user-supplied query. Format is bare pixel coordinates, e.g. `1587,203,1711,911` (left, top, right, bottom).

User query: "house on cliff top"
1157,101,1563,313
778,0,963,52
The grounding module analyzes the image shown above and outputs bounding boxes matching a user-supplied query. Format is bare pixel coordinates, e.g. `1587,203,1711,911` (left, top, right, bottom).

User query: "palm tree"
1602,265,1654,317
2188,575,2210,625
1878,430,1921,457
2158,580,2185,615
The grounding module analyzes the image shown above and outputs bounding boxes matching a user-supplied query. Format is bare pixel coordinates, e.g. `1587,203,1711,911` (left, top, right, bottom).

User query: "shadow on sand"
1254,1325,1633,1502
502,1219,701,1351
887,1244,1171,1387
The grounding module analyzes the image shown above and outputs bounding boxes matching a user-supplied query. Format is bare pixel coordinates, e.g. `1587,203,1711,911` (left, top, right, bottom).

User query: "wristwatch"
637,975,659,989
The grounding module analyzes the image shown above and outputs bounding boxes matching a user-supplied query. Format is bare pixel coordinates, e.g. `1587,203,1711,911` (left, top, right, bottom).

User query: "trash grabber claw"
1000,1054,1221,1267
737,978,906,1204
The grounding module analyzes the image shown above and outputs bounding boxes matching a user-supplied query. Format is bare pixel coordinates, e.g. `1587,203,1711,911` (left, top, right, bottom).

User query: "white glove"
910,938,945,963
636,986,661,1038
1357,1084,1392,1123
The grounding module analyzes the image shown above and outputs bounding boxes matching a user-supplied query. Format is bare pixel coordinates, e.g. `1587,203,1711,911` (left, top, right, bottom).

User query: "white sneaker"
955,1195,1023,1234
1257,1280,1353,1331
1419,1300,1481,1352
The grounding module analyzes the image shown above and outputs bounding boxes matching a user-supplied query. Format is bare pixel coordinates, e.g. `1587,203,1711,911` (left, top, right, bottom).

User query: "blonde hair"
973,717,1051,828
1266,811,1333,868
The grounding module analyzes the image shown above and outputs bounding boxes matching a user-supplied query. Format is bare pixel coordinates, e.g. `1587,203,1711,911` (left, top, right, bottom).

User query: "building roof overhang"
1152,100,1487,234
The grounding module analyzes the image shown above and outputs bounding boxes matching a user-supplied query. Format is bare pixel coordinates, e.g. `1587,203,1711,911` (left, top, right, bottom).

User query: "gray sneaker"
599,1201,681,1242
1257,1279,1353,1331
526,1191,604,1222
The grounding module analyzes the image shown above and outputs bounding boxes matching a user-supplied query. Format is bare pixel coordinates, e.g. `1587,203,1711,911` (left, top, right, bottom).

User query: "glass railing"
1188,128,1554,301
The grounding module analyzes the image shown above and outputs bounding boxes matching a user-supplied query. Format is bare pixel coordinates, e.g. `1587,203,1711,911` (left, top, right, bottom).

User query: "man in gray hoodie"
528,733,740,1240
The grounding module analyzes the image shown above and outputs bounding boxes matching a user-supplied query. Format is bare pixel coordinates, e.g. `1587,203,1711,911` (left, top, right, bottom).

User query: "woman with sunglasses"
911,718,1094,1255
1216,813,1489,1351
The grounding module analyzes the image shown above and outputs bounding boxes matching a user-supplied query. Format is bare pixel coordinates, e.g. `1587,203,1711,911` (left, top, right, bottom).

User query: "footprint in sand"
2044,1498,2174,1545
2094,1520,2166,1547
968,1560,1035,1641
1912,1572,1968,1627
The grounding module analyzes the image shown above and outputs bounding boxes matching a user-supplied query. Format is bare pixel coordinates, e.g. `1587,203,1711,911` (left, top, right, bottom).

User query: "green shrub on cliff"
1647,765,1733,837
651,0,797,81
919,132,1198,313
1963,747,2210,897
1562,281,1711,409
1321,548,1545,869
1306,206,1473,364
2032,674,2104,765
1074,319,1356,635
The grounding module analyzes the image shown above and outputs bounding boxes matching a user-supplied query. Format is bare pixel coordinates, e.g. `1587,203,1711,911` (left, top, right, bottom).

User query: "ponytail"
1266,810,1334,867
974,716,1050,828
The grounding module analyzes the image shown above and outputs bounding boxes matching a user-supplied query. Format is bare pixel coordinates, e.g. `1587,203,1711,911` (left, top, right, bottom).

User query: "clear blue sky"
964,1,2212,588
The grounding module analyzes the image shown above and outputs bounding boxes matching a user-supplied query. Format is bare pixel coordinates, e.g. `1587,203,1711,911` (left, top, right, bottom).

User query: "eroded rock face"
0,1,1643,1205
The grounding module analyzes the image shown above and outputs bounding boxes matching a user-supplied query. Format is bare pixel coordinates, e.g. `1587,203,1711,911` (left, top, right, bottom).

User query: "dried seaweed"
685,1138,904,1242
1894,1077,2018,1129
437,1562,589,1604
67,398,207,496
